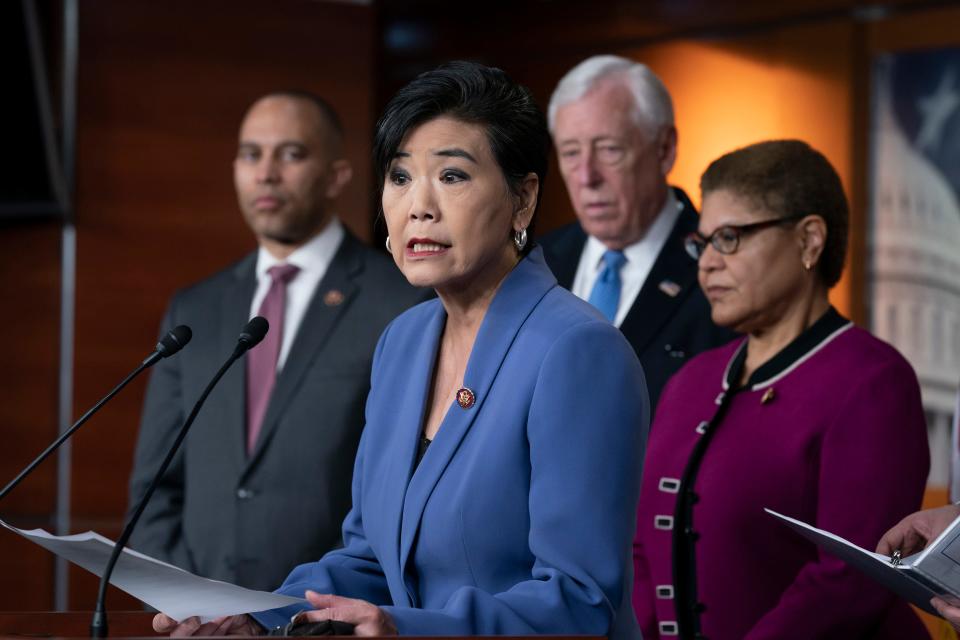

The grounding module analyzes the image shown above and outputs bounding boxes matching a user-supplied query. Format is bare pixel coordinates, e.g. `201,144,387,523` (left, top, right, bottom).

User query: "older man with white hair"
541,55,732,409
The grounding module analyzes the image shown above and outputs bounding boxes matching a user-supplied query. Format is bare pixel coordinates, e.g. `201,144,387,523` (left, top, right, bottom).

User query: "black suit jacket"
127,230,428,591
541,188,735,412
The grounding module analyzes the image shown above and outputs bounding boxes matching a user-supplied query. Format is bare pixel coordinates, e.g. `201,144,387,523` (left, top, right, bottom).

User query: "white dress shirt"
249,217,345,370
571,190,681,327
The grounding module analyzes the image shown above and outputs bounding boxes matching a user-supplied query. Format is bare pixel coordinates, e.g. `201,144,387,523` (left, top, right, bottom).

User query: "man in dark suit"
127,91,425,591
541,55,733,410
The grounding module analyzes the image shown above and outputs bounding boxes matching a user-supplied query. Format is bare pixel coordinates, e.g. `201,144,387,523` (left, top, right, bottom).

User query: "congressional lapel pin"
456,387,476,409
323,289,345,306
761,387,776,405
658,279,681,297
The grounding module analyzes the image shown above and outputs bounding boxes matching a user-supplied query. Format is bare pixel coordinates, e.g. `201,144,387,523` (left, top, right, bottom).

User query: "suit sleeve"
744,356,930,638
380,322,649,636
126,301,193,570
251,329,394,631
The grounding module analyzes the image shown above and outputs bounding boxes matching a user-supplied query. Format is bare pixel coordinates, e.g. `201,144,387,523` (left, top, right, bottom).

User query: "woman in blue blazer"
155,62,648,639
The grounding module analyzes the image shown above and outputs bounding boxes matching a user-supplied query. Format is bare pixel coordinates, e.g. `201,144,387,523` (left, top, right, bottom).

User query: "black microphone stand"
90,319,266,638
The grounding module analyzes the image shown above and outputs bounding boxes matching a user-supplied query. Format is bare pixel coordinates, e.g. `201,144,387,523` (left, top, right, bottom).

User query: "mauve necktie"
587,250,627,323
246,263,300,454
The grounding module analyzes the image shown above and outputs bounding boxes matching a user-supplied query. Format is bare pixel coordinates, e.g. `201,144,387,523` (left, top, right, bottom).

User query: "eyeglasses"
684,215,804,261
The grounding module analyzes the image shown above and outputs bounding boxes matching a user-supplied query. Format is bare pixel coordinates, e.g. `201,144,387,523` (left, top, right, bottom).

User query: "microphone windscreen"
239,316,269,349
157,325,193,357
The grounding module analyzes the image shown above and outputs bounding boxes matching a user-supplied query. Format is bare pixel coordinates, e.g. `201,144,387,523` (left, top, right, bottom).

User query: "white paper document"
1,519,305,621
766,508,960,616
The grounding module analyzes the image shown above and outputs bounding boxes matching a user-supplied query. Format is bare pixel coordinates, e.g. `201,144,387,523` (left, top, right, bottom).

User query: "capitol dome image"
870,55,960,489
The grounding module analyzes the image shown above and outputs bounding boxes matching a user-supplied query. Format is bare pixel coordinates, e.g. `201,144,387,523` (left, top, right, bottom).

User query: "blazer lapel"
382,303,444,606
243,233,362,471
219,254,258,471
397,247,557,576
619,190,701,355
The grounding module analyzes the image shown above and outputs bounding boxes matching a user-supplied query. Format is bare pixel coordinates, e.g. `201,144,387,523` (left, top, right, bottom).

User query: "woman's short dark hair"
700,139,849,288
373,61,550,255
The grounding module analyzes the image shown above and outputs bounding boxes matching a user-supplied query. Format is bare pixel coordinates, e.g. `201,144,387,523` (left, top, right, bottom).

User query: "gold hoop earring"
385,236,392,252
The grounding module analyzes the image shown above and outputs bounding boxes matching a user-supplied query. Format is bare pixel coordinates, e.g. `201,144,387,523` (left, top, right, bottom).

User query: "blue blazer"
254,248,649,639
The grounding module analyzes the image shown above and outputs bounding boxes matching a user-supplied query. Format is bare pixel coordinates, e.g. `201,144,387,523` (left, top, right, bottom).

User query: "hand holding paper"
153,613,263,636
766,508,960,617
877,504,960,557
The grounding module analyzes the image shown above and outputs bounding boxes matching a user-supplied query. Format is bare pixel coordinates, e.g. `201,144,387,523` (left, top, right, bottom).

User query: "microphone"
91,317,269,638
146,324,193,365
0,325,193,502
235,315,269,356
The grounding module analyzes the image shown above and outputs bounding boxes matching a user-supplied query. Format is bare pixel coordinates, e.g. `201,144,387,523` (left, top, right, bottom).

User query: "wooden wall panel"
0,220,61,610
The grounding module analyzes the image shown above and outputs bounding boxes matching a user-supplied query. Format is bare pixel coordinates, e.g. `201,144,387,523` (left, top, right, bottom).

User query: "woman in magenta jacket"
633,140,930,639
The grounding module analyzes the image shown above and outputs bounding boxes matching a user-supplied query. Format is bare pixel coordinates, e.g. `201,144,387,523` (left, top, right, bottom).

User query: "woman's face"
382,116,535,295
697,188,808,334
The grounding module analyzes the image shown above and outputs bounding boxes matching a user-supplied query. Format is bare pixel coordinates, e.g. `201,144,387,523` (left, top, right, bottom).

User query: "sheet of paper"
1,519,305,621
765,508,948,615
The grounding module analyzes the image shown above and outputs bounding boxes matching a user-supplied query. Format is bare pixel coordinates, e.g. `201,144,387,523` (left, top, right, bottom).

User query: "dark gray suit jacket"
540,188,735,412
127,231,427,591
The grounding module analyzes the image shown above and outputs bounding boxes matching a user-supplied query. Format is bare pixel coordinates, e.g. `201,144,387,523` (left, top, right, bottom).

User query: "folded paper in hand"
766,508,960,615
0,519,304,621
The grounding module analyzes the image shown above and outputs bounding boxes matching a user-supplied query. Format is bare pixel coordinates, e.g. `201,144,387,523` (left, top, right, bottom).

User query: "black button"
685,527,700,541
693,602,707,613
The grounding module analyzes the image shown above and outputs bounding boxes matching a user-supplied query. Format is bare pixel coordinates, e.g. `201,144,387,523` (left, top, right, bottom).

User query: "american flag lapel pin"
658,280,681,297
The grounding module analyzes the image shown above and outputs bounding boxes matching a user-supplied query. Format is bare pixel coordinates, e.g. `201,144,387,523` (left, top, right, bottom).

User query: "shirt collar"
255,217,344,281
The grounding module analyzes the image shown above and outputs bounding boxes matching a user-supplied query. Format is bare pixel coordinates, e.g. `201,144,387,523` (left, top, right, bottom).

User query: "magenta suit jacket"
634,316,930,639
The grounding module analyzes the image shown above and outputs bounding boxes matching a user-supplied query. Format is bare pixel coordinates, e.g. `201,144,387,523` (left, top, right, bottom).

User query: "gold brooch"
761,387,776,405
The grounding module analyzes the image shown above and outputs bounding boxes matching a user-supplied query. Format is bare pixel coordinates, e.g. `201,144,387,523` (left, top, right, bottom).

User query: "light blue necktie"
587,250,627,322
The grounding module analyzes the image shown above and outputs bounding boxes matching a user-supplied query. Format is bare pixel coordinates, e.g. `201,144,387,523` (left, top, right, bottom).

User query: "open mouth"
407,239,451,256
